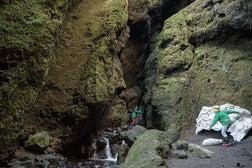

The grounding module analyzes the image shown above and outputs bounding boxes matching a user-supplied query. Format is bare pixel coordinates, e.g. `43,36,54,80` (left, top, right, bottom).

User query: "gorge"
0,0,252,167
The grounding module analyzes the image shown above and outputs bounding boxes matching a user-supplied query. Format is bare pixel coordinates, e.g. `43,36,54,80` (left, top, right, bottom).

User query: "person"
130,107,143,127
137,106,144,125
209,105,239,146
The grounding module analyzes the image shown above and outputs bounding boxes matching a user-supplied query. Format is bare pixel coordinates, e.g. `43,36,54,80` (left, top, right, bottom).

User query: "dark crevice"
116,87,124,95
119,0,196,128
160,38,174,49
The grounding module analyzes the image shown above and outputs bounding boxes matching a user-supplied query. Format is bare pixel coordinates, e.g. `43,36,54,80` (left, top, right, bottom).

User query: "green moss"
0,87,38,163
24,131,50,148
123,130,167,168
152,75,185,129
0,0,128,163
81,0,128,103
0,0,70,163
146,0,163,10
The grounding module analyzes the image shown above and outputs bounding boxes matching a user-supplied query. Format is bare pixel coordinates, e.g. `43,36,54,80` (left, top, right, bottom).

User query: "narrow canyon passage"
2,0,251,167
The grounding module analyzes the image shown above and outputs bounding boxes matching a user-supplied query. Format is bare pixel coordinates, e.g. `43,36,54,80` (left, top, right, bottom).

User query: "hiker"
130,107,143,127
137,106,144,125
209,105,239,146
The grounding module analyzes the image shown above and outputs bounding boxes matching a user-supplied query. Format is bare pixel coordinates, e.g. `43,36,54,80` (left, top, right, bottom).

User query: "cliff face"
31,0,129,146
0,0,72,163
0,0,129,163
144,0,252,130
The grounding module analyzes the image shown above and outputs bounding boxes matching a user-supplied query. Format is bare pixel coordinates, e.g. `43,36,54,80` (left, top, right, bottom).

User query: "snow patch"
202,138,223,146
196,103,252,142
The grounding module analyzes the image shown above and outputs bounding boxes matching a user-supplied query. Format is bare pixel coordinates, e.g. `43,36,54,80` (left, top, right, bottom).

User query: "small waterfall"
104,137,118,162
89,136,118,163
121,140,125,145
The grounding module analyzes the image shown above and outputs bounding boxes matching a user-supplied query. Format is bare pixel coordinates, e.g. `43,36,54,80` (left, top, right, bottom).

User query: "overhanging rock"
195,103,252,142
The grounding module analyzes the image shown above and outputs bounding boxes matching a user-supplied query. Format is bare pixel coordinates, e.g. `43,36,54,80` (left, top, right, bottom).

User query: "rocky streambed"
7,125,146,168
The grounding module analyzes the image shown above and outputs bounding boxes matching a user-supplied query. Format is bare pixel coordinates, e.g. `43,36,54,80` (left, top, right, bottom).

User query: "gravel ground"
166,126,252,168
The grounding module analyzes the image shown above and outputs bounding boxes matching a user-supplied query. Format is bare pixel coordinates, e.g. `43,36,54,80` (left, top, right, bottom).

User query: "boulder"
24,131,50,153
119,125,147,146
123,125,179,168
188,143,214,158
117,142,129,164
122,129,167,168
176,140,189,150
172,150,187,159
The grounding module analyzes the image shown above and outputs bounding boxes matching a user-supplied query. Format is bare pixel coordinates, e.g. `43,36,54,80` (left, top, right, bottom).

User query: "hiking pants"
221,125,229,138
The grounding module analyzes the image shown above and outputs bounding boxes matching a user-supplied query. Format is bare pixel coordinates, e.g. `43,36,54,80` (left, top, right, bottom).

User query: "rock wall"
0,0,74,163
0,0,129,163
1,0,251,164
31,0,129,146
144,0,252,130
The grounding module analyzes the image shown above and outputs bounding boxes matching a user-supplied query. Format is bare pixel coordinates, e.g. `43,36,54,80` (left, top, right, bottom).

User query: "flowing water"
58,137,118,168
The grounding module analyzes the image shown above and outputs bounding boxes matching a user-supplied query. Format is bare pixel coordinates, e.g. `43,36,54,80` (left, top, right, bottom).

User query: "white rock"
195,103,252,142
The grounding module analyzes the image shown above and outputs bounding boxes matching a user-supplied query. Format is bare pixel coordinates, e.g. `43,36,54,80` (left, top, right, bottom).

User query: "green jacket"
131,109,143,118
210,110,238,128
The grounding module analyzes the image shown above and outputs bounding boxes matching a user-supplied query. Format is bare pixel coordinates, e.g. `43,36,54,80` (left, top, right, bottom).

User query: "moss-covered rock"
0,0,71,163
81,0,128,103
144,0,252,130
123,129,167,168
24,131,50,153
99,97,128,129
122,125,179,168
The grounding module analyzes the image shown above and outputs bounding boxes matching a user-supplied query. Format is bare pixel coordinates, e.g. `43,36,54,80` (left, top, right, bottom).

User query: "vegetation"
0,0,69,163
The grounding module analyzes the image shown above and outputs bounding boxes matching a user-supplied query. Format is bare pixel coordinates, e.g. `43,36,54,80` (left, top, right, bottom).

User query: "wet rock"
111,143,120,158
188,143,214,158
176,140,189,150
96,137,107,150
39,154,58,164
34,156,50,168
10,160,33,168
14,151,34,163
117,142,129,164
172,150,187,159
119,125,147,146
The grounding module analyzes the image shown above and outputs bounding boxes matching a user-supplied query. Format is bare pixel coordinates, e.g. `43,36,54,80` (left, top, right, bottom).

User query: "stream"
59,136,119,168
